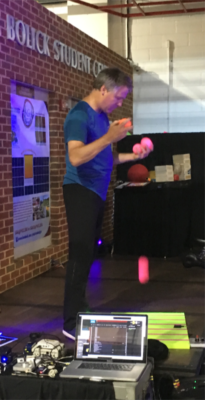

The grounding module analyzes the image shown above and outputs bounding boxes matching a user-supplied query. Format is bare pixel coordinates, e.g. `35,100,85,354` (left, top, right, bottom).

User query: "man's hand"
132,145,151,160
105,119,133,144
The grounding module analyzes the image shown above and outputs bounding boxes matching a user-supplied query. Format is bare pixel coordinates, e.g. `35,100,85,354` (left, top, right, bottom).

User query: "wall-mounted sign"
11,94,50,249
6,14,107,77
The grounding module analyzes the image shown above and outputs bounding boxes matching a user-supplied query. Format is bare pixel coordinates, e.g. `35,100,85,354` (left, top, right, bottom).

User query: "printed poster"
11,94,50,248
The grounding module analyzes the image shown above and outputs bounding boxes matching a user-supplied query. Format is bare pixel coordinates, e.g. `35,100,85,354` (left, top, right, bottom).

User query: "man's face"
99,85,130,114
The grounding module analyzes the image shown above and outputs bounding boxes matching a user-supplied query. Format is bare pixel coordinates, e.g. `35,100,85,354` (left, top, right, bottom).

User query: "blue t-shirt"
63,101,113,201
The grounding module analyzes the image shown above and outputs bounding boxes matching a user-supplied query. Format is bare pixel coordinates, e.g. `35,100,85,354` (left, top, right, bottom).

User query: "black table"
114,181,193,257
0,351,203,400
0,375,115,400
154,348,205,378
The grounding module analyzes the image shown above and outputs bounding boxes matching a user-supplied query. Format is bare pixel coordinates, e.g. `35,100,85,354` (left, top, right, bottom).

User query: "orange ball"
118,118,132,128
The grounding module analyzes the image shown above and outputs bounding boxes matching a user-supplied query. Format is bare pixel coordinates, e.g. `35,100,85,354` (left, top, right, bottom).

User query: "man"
62,68,152,340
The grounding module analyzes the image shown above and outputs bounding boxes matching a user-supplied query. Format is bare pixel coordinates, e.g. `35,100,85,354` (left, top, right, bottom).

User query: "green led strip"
118,312,190,349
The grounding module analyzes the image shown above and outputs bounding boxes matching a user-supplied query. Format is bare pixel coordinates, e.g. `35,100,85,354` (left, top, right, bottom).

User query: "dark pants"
63,183,104,331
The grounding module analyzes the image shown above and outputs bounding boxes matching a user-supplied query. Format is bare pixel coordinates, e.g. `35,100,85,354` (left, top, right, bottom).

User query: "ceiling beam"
99,0,205,10
178,0,188,12
129,7,205,17
38,0,67,4
67,0,126,17
38,0,205,17
132,0,146,16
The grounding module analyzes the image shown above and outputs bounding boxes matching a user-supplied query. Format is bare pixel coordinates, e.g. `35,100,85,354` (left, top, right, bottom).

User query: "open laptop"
60,312,148,381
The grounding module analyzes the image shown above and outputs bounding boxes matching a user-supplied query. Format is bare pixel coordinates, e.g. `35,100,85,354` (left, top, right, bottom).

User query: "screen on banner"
11,94,50,251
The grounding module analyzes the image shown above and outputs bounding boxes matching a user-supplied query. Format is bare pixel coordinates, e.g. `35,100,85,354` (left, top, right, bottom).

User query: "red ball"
141,137,154,151
133,143,143,155
127,164,149,183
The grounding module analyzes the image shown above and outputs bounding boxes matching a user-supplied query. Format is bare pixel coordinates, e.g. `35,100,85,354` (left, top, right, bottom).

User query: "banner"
11,94,50,248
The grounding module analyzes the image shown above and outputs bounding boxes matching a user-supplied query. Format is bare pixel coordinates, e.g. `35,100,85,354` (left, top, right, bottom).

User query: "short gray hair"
93,68,133,92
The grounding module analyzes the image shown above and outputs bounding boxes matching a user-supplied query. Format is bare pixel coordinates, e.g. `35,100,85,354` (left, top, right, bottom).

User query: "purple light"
98,239,102,245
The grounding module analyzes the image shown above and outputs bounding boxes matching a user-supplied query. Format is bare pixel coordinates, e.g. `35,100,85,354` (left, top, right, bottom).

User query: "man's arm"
68,119,132,167
69,136,111,167
113,148,151,165
113,153,137,165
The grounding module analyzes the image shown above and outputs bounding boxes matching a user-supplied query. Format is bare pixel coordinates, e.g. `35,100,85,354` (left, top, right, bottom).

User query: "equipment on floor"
183,252,205,268
183,239,205,269
173,375,205,399
190,335,205,348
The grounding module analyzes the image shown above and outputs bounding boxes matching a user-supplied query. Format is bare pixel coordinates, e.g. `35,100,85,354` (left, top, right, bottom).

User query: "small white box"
173,154,190,164
183,162,191,180
173,154,191,180
155,165,174,182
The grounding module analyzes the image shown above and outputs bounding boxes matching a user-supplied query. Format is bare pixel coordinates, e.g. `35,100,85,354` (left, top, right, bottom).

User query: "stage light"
98,239,102,245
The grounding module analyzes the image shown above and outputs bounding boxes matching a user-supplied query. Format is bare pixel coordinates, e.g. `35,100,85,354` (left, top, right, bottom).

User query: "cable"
58,356,73,361
10,334,32,352
150,375,157,400
10,331,44,354
155,373,175,400
41,332,61,342
55,360,70,366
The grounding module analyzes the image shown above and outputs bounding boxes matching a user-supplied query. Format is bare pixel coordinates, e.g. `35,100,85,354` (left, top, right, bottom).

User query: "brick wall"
0,0,133,293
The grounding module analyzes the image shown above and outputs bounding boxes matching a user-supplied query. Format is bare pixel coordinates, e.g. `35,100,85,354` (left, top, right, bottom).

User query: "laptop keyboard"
78,362,134,371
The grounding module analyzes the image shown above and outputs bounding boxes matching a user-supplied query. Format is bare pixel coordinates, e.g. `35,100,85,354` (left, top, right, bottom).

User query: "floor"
0,255,204,353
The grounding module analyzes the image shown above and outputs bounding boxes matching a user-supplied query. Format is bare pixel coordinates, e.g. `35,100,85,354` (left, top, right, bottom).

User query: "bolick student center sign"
6,14,107,77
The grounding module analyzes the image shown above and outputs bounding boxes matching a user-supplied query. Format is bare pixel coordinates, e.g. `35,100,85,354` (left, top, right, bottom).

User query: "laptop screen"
75,313,148,362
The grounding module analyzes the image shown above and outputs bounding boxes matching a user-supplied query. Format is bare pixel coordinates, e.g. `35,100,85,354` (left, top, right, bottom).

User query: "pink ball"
141,137,154,151
138,256,149,284
132,143,143,155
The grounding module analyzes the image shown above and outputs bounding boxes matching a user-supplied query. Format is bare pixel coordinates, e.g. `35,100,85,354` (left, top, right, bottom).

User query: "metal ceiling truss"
67,0,205,18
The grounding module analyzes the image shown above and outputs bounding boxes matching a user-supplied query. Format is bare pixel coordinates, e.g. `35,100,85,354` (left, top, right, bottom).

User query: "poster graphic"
11,94,50,248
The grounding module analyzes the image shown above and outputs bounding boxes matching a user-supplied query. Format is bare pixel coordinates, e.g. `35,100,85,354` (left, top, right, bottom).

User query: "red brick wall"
0,0,133,293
